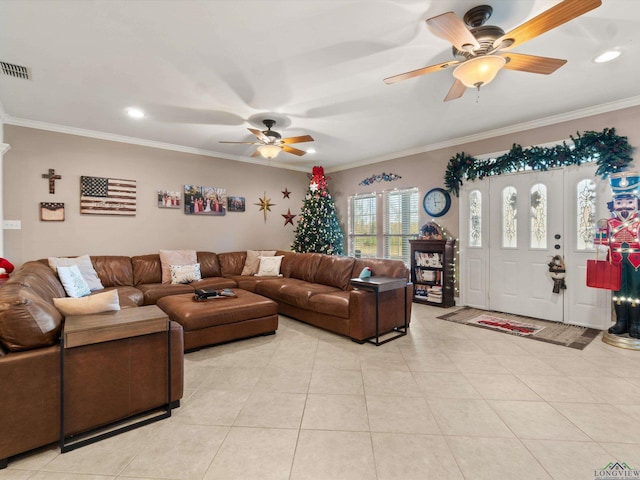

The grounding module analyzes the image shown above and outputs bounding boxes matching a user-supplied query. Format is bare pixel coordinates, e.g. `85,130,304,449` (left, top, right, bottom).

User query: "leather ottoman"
156,289,278,351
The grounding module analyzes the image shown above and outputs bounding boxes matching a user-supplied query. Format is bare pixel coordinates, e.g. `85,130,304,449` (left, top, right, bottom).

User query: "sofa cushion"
53,290,120,316
17,261,69,302
241,250,276,276
136,283,194,306
57,264,91,298
190,277,237,291
48,254,104,291
217,251,247,276
256,256,284,277
307,291,351,318
132,254,162,285
159,249,196,284
91,256,135,287
0,284,63,351
281,253,322,282
314,255,355,290
108,286,144,307
196,251,222,278
257,278,340,309
170,263,201,284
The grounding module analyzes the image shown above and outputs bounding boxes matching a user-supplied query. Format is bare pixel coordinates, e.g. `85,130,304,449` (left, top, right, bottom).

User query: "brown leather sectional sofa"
0,249,411,467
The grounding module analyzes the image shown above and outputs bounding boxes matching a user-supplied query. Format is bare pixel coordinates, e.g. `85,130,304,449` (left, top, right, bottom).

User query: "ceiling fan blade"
282,145,306,156
426,12,481,52
493,0,602,51
281,135,314,145
384,60,460,85
500,52,567,74
248,127,269,143
219,141,261,144
443,79,466,102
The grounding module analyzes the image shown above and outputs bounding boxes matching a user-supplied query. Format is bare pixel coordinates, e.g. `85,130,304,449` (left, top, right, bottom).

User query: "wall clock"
423,188,451,217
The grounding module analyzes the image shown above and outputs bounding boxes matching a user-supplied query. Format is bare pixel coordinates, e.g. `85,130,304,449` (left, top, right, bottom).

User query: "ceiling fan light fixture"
452,55,506,89
257,144,282,159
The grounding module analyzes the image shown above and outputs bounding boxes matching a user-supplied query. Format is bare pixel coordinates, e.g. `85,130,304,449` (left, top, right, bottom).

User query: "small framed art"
227,196,245,212
40,202,65,221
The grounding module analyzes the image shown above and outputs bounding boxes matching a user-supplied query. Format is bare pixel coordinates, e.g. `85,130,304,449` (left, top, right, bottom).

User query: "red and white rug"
468,314,545,336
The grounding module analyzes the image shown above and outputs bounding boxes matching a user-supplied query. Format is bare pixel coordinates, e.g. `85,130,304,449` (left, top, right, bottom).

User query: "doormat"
437,307,601,350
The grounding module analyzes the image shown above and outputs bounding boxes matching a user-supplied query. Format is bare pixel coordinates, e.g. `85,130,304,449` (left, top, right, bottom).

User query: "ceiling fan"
384,0,602,101
219,119,314,159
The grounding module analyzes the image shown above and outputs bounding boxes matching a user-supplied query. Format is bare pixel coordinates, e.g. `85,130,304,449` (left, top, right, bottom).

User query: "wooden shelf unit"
409,238,455,308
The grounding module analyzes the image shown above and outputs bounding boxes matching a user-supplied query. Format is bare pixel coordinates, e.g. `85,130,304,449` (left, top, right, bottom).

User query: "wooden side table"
60,305,171,452
350,276,409,345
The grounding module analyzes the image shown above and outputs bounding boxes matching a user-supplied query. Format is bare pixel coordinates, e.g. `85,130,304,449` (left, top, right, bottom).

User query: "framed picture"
227,196,245,212
80,176,136,216
184,185,226,216
40,202,65,221
158,190,181,209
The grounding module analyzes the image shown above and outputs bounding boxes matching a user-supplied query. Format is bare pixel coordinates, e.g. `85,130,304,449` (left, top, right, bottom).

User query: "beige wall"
3,105,640,267
329,105,640,242
3,125,309,267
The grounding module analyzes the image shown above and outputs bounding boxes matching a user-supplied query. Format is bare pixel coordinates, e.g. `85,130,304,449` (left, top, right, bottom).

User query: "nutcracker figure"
594,171,640,338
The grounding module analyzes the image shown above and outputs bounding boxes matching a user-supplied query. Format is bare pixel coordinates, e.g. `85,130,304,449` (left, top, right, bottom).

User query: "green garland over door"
444,128,634,197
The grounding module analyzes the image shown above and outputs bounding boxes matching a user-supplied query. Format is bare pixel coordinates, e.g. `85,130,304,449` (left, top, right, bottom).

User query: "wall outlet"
3,220,21,230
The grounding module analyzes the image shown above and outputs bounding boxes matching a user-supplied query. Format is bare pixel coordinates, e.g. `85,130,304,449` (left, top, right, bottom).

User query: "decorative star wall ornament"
282,209,297,226
254,191,275,222
282,188,291,199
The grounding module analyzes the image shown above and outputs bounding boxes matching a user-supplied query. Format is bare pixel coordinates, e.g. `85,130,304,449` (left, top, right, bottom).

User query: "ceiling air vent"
1,61,31,80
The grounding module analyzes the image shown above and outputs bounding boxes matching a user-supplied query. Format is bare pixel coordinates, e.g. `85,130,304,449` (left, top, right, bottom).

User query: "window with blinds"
348,193,377,258
383,187,419,264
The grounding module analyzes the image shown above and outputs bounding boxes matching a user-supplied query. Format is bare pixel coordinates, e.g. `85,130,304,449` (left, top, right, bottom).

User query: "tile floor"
3,303,640,480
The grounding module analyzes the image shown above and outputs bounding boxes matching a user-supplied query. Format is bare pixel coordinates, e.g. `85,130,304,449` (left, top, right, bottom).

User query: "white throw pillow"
170,263,201,284
54,290,120,316
57,264,92,298
241,250,277,276
48,254,104,291
255,255,284,277
159,249,197,284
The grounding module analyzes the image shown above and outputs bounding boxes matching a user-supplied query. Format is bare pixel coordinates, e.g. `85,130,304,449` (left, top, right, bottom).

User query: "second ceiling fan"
220,119,314,159
384,0,602,101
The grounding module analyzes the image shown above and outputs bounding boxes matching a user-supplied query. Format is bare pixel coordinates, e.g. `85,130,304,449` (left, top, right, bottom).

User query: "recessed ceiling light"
593,50,621,63
307,148,316,154
126,107,145,118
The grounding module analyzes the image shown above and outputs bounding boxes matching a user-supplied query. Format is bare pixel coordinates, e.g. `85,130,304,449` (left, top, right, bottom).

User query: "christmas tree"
292,166,345,255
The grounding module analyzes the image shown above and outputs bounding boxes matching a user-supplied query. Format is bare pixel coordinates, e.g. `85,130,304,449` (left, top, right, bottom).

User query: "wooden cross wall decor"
42,169,61,194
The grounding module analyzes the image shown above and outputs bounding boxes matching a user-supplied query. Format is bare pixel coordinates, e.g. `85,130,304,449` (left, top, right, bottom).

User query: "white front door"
459,164,611,328
488,169,564,321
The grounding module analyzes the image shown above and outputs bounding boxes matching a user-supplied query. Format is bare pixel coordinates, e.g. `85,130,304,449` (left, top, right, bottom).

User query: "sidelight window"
530,183,547,249
577,179,597,250
502,186,517,248
469,189,482,247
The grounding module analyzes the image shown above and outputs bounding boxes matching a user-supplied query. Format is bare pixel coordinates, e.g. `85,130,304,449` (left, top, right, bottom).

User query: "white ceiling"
1,0,640,172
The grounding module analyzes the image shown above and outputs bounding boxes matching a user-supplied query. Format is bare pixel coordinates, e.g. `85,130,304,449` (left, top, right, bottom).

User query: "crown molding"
327,95,640,173
3,116,310,172
5,94,640,175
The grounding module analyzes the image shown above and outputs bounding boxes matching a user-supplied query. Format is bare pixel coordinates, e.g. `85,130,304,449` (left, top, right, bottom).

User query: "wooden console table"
60,305,171,452
350,276,409,345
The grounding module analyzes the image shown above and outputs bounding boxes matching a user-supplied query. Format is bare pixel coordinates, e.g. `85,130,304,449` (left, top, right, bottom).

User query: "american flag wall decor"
80,176,137,215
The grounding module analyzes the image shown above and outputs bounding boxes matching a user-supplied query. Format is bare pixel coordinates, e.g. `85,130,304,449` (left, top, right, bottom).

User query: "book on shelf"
414,251,443,268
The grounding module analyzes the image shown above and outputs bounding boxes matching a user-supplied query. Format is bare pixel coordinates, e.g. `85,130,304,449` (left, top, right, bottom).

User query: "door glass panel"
530,183,547,249
469,189,482,247
502,186,517,248
577,178,597,250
